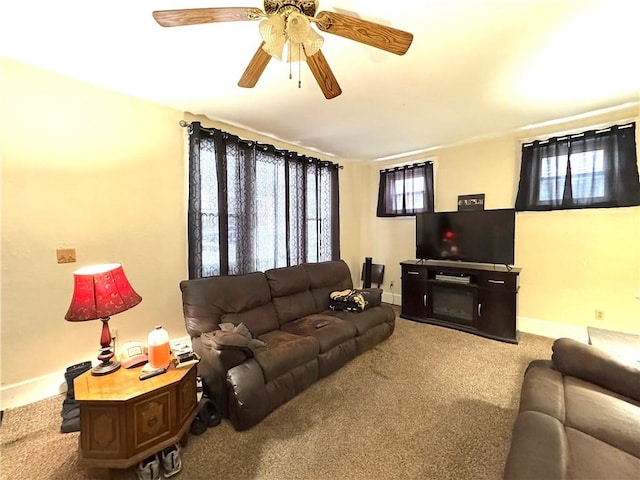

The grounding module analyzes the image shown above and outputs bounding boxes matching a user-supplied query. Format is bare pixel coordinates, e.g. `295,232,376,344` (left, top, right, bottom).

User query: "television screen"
416,209,515,265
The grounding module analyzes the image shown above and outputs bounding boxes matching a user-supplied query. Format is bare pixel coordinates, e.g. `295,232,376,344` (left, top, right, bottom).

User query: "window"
187,123,340,278
377,162,434,217
538,149,605,203
516,123,639,211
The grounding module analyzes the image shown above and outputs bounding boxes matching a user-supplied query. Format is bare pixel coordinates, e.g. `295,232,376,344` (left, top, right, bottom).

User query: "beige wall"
1,58,187,389
360,105,640,335
0,60,361,403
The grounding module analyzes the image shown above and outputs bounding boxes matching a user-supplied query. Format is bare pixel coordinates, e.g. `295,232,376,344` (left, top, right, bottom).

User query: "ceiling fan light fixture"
259,15,286,60
284,12,324,61
285,12,311,43
301,27,323,58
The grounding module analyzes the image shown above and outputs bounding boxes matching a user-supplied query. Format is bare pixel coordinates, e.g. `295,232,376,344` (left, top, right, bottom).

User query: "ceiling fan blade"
238,43,272,88
306,50,342,99
152,7,262,27
315,11,413,55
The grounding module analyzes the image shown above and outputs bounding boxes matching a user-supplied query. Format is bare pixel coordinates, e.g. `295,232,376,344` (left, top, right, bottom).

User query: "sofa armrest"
359,288,383,307
193,334,254,415
551,337,640,401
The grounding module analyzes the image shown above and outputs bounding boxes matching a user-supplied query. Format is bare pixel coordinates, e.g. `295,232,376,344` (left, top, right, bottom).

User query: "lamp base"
91,360,121,376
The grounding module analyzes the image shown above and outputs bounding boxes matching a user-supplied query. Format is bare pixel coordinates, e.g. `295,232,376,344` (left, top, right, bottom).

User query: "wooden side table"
73,362,198,472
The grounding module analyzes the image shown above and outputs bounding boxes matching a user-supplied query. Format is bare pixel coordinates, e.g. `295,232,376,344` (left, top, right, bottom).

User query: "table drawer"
402,265,429,281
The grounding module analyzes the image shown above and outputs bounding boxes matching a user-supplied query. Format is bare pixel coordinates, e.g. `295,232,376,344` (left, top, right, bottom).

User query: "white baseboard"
0,371,69,411
382,292,402,305
1,335,192,411
518,317,589,342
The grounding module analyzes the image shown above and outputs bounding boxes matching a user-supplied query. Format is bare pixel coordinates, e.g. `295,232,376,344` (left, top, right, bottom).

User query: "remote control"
315,321,329,329
139,368,167,381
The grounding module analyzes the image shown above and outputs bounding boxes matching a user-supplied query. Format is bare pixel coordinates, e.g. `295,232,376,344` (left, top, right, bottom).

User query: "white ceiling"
1,0,639,162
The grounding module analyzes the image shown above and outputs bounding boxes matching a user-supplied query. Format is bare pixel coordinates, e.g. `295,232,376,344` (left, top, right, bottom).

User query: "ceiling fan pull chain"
298,44,302,88
289,41,293,80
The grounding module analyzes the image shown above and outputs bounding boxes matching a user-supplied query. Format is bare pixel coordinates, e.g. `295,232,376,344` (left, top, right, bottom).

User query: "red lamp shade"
65,263,142,321
65,263,142,375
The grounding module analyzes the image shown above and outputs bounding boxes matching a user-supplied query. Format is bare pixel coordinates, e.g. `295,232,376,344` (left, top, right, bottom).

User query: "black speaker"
363,257,373,288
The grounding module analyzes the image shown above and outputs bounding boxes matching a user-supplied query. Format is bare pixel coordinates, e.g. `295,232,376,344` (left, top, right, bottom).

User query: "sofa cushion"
564,375,640,458
304,260,353,312
271,292,318,326
518,360,565,421
265,265,317,324
280,314,357,353
180,272,274,337
503,410,569,480
265,264,310,296
565,426,640,479
221,302,280,337
325,306,392,335
255,330,319,383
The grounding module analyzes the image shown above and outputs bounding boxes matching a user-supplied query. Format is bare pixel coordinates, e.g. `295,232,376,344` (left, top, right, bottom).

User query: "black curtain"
515,123,639,211
377,162,434,217
187,122,340,279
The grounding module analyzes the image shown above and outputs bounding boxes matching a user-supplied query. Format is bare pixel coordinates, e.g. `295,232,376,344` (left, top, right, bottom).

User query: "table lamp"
65,263,142,376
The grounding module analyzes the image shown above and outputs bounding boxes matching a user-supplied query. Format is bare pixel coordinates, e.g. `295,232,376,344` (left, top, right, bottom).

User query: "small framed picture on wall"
457,193,485,211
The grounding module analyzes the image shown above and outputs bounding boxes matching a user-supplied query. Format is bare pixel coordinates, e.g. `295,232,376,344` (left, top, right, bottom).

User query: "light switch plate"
56,248,76,263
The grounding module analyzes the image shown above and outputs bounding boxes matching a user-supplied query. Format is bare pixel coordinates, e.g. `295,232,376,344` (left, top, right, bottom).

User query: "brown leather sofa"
179,260,395,430
504,337,640,479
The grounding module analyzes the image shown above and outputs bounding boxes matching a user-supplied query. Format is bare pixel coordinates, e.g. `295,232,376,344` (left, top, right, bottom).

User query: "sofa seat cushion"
564,426,640,479
564,376,640,458
280,314,357,353
325,305,392,335
254,330,319,383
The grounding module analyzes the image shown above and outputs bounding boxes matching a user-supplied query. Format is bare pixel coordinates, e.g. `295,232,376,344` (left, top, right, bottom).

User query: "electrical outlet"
595,309,605,321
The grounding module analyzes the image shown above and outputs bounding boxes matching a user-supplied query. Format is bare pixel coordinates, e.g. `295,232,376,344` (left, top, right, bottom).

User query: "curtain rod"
521,121,635,146
179,120,343,169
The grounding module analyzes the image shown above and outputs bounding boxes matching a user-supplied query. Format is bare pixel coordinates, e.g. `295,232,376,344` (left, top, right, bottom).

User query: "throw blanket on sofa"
329,289,371,312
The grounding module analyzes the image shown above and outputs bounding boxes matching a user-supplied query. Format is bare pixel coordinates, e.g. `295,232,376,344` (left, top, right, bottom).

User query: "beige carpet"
0,316,554,480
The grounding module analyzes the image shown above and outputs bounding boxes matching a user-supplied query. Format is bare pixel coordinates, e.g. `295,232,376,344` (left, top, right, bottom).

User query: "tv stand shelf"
400,260,521,343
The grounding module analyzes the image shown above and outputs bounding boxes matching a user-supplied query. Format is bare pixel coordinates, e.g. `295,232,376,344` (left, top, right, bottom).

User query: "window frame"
376,160,435,218
515,122,639,212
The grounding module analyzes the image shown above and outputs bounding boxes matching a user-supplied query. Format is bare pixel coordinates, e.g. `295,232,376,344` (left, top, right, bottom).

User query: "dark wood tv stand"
400,260,521,343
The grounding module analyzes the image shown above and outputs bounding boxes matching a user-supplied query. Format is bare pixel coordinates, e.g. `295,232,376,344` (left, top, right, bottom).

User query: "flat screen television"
416,209,515,265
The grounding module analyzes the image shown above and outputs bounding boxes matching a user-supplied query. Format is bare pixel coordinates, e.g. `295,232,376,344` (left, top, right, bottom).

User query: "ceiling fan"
152,1,413,99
